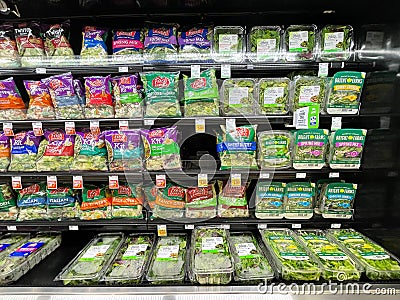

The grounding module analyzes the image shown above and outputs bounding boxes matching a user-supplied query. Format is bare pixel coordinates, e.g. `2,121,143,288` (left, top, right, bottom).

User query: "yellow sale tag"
157,225,167,237
231,173,241,187
198,174,208,187
195,118,205,133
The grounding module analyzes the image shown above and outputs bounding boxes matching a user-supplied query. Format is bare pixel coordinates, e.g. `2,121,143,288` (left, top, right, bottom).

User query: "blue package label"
10,242,45,257
217,142,257,152
0,243,11,252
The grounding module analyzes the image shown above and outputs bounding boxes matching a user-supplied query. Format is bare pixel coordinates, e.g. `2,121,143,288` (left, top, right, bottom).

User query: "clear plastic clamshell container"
357,24,391,61
247,26,282,62
327,228,400,280
283,25,318,62
190,226,234,285
256,78,291,115
220,78,256,116
146,233,187,284
320,25,354,62
55,233,124,285
213,26,245,62
255,182,286,219
296,229,362,281
258,130,292,169
0,233,30,261
228,231,275,283
0,232,61,284
102,234,156,285
259,228,321,281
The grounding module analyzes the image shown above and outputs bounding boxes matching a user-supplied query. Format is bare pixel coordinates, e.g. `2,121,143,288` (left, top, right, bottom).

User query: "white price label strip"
331,117,342,131
47,176,57,190
223,224,230,229
11,176,22,190
185,224,194,230
109,175,119,189
292,224,302,229
257,224,268,229
65,121,76,135
331,223,342,229
118,66,129,73
144,119,155,126
221,64,231,78
191,65,201,78
157,225,167,237
296,173,306,179
3,122,13,136
73,176,83,189
35,67,46,74
69,225,79,231
119,120,129,130
329,172,340,178
32,122,43,136
259,172,270,179
90,121,100,134
195,118,205,133
7,226,17,231
318,63,329,77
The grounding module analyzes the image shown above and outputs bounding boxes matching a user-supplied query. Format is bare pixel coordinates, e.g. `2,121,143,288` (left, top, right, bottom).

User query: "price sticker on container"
65,121,76,135
331,117,342,131
221,64,231,78
198,174,208,188
156,174,166,188
329,172,340,178
7,226,17,231
191,64,201,78
292,224,302,229
331,223,342,229
119,120,129,130
157,224,167,237
296,172,306,179
144,119,155,126
231,173,241,187
69,225,79,231
118,66,128,73
195,118,205,133
73,176,83,189
318,63,329,77
32,122,43,136
90,121,100,134
3,122,13,136
47,175,58,190
109,175,119,189
11,176,22,190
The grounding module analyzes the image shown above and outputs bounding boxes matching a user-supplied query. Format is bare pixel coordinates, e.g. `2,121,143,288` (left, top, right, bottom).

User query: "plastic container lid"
258,130,292,169
256,78,291,115
213,26,245,62
220,78,257,116
247,26,282,62
255,181,286,219
283,24,318,62
0,233,30,261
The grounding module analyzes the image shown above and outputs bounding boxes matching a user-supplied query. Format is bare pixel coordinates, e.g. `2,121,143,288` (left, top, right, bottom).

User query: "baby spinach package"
292,76,327,112
17,183,48,221
213,26,245,62
47,186,79,220
284,25,318,62
221,78,256,116
284,182,315,219
248,26,281,62
255,182,286,219
257,78,290,115
320,25,353,62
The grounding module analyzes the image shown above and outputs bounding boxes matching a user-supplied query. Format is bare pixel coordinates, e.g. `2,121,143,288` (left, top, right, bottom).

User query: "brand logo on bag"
153,28,170,36
119,77,132,85
0,83,5,89
49,187,69,194
152,77,170,88
236,127,250,137
111,134,127,143
46,27,64,38
49,79,64,90
168,186,185,198
191,78,207,89
14,132,25,140
116,31,137,37
186,29,204,36
88,79,104,87
20,184,40,196
187,187,212,200
48,132,64,141
87,188,101,199
118,185,132,195
83,132,98,140
149,130,164,138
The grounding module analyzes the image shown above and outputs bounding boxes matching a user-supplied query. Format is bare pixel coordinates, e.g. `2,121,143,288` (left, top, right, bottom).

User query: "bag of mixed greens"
0,133,10,172
248,26,281,62
36,129,75,172
17,183,47,221
104,129,142,171
71,130,107,171
143,24,178,61
111,74,143,118
221,78,256,116
80,26,108,59
112,183,143,219
213,26,245,62
143,184,157,212
23,80,55,120
326,71,366,115
153,183,186,219
183,68,219,116
74,79,86,106
84,75,114,118
257,78,290,115
293,129,329,170
0,24,19,67
292,76,327,111
14,22,45,66
80,185,112,220
328,129,367,169
47,186,79,220
0,184,17,220
186,184,217,219
112,29,144,56
216,124,258,170
141,126,181,171
255,182,285,219
284,182,315,219
178,25,212,61
42,72,85,119
9,131,41,172
217,180,249,218
42,21,74,61
0,77,27,120
258,131,292,169
140,71,181,117
284,25,318,62
320,25,353,62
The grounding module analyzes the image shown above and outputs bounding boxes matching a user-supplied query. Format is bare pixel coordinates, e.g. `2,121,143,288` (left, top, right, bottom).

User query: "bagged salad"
143,184,157,212
284,25,318,62
0,184,18,220
111,74,143,118
0,133,10,171
178,25,213,61
328,129,367,169
0,24,19,67
9,131,41,172
153,183,186,219
36,129,75,172
320,25,354,61
140,71,181,117
74,79,86,106
47,186,79,220
255,182,286,219
104,130,142,171
24,80,55,120
143,24,178,62
217,180,249,218
80,26,108,60
183,68,219,116
292,76,327,111
284,182,315,219
112,29,144,56
216,124,258,170
257,78,290,115
213,26,245,62
14,22,45,66
141,126,181,171
248,26,282,62
17,183,48,221
42,21,74,63
111,183,143,219
221,78,256,116
0,77,27,120
293,129,329,169
80,185,112,220
186,184,217,219
258,130,292,169
84,75,115,118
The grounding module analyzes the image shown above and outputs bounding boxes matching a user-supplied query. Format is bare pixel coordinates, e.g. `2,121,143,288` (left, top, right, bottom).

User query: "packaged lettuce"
292,76,327,111
84,75,114,118
141,126,181,171
112,29,144,56
140,71,181,117
23,80,55,120
293,129,329,169
42,21,74,62
221,78,256,116
153,183,186,219
0,133,10,172
36,129,75,172
0,184,18,220
47,186,79,220
326,71,366,115
104,130,142,171
186,184,217,219
257,78,290,115
183,68,219,116
248,26,282,62
80,185,112,220
17,183,48,221
258,131,292,169
284,182,315,219
143,24,178,62
143,184,157,212
71,130,107,171
217,180,249,218
0,77,27,120
0,24,19,67
111,183,143,219
178,25,212,61
320,25,353,62
284,25,317,62
255,182,285,219
80,26,108,59
213,26,245,62
14,22,45,67
328,129,367,169
216,124,258,170
111,75,143,118
9,131,41,172
74,79,86,106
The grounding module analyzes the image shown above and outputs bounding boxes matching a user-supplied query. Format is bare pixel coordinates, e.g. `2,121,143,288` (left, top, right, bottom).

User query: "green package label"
289,31,309,52
183,68,219,100
235,242,261,258
285,182,315,211
156,245,180,261
201,237,224,253
323,182,357,212
149,142,180,157
141,72,179,102
329,129,366,167
122,243,149,260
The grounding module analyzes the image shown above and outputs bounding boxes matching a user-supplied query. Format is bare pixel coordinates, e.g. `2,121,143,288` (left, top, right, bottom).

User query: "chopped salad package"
258,131,292,169
255,182,286,219
112,29,144,56
36,129,75,172
0,77,27,120
47,186,79,220
17,183,48,221
0,24,19,67
84,75,114,118
111,184,143,219
143,24,178,61
111,74,143,118
293,129,329,169
80,185,112,220
104,130,142,171
221,78,256,116
9,131,41,172
23,80,55,120
217,180,249,218
0,133,10,172
42,21,74,61
80,26,108,59
284,182,315,219
0,184,18,220
14,22,45,66
186,184,217,219
153,183,186,219
178,25,212,60
141,126,181,171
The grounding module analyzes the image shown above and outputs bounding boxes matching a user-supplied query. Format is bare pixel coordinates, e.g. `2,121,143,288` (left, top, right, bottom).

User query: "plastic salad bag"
0,77,27,120
80,185,112,220
47,186,79,220
186,184,217,219
14,21,45,66
153,183,186,219
112,29,144,56
42,21,74,63
9,131,41,172
111,183,143,219
0,24,19,67
80,26,108,60
178,25,212,61
143,23,178,62
23,80,55,120
217,180,249,218
84,75,114,118
111,74,143,118
0,184,17,220
17,183,48,221
0,133,10,171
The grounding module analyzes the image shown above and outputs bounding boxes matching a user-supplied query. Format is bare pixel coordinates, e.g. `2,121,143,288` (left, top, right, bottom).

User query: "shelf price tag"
65,121,76,135
90,121,100,134
257,224,268,229
331,223,342,229
119,120,129,130
231,173,241,187
109,175,119,189
223,224,230,230
259,171,270,179
144,119,155,126
296,172,306,179
47,175,57,190
198,174,208,188
35,67,46,74
225,118,236,133
11,176,22,190
32,122,43,136
73,176,83,189
3,122,13,136
221,64,231,78
191,64,201,78
329,172,340,178
318,63,329,77
185,224,195,230
157,224,167,237
69,225,79,231
7,226,17,231
156,174,166,188
294,106,319,129
331,117,342,131
292,224,302,229
195,118,205,133
118,66,129,73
